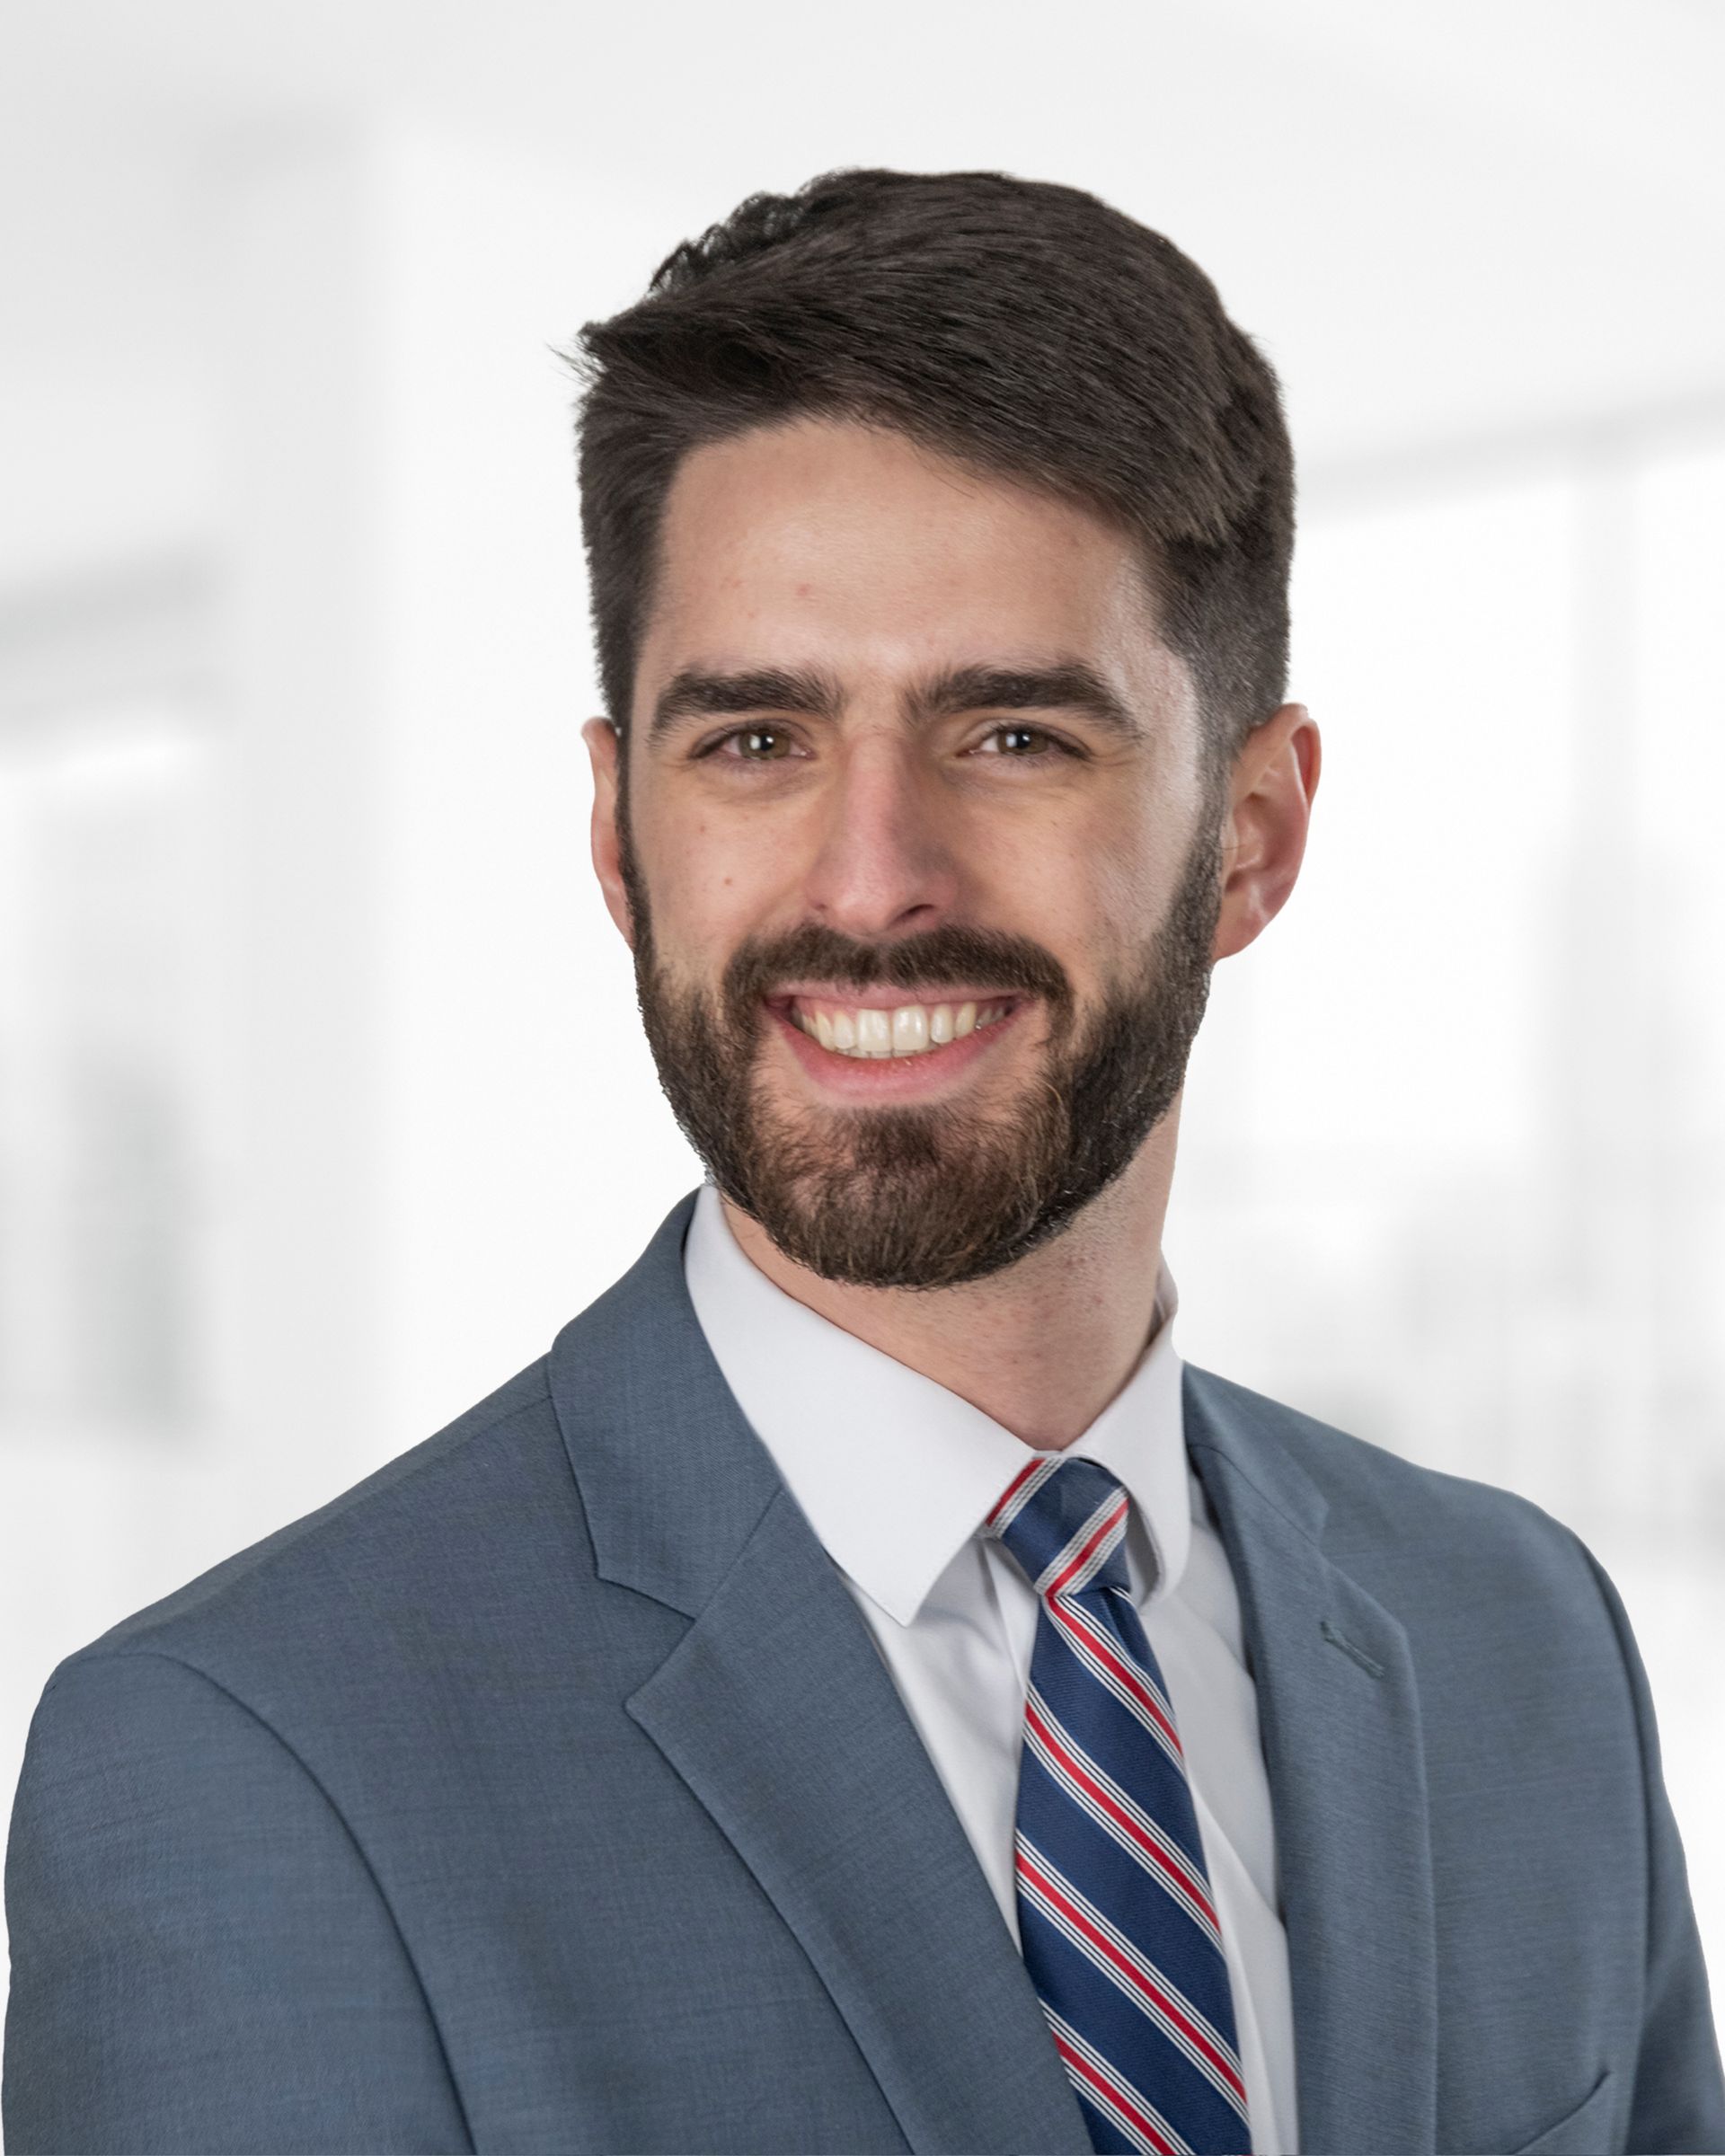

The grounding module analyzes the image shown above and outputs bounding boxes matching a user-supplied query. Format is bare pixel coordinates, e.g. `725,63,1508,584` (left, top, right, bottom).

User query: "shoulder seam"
1190,1360,1582,1556
99,1380,555,1644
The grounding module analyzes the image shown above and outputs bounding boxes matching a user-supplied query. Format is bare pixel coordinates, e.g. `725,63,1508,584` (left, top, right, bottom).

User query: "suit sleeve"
1578,1546,1725,2155
3,1648,473,2155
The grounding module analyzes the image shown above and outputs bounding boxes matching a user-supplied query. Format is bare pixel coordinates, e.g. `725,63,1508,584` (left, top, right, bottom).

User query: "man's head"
571,170,1315,1288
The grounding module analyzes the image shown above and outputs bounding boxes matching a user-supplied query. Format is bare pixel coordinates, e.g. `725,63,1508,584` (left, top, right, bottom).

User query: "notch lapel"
549,1194,1090,2156
1184,1365,1438,2156
627,1489,1092,2154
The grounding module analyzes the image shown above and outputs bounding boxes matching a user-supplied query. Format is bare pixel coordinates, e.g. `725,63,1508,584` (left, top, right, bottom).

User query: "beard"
618,804,1224,1291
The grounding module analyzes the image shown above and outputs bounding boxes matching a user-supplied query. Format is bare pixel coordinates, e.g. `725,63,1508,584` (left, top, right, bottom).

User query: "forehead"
635,417,1173,709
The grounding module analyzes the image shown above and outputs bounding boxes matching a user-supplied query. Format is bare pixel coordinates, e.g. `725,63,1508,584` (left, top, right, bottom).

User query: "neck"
720,1100,1181,1451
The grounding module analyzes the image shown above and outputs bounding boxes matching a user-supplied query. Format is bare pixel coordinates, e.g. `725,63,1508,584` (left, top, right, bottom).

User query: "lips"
765,991,1028,1096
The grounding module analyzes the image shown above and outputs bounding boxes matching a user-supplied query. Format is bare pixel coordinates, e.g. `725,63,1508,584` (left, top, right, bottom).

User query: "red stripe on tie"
1018,1846,1248,2110
986,1458,1044,1530
1048,1598,1184,1757
1026,1697,1217,1930
1047,1493,1128,1598
1050,2031,1181,2156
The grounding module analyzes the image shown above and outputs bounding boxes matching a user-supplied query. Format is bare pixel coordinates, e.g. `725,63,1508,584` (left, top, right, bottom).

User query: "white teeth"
791,996,1012,1060
891,1005,929,1054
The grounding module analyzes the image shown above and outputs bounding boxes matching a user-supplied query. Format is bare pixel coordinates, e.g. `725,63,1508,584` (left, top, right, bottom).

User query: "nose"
800,729,961,941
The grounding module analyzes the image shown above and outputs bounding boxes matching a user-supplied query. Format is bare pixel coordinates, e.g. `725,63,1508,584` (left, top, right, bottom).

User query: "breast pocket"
1505,2070,1615,2155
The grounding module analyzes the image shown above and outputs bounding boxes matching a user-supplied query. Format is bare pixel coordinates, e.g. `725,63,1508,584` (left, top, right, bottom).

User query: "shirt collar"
682,1182,1192,1628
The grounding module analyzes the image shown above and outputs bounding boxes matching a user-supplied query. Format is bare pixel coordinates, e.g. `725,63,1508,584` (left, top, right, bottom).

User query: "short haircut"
570,167,1294,776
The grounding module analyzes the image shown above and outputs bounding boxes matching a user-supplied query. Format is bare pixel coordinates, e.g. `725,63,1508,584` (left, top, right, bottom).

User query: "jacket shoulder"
62,1353,569,1681
1185,1362,1589,1581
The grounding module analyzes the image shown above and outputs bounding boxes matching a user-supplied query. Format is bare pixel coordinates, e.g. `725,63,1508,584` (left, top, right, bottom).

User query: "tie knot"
983,1455,1130,1601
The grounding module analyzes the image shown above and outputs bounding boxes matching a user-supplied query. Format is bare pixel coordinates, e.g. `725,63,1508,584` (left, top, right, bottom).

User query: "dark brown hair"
570,167,1294,773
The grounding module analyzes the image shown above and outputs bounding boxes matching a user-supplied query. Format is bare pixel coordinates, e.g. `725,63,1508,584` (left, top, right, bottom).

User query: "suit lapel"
628,1489,1092,2154
549,1194,1090,2156
551,1199,1439,2153
1185,1365,1438,2155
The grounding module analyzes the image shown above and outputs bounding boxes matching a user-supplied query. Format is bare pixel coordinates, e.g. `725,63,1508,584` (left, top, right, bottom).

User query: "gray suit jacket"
5,1190,1722,2154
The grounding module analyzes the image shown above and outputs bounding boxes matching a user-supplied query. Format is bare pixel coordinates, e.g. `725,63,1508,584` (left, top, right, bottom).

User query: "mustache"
720,922,1074,1025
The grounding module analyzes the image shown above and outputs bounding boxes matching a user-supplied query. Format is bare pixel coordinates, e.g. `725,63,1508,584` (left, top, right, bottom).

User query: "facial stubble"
617,779,1224,1290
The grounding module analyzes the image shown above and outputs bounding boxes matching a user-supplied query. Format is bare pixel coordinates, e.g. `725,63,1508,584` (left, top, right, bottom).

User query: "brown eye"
734,727,792,759
981,723,1058,756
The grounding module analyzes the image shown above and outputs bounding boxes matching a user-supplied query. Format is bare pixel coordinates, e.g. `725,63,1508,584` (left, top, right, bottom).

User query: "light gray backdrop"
2,0,1721,2046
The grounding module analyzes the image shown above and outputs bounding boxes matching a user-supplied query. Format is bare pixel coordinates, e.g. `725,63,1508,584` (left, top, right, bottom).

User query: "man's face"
590,417,1225,1289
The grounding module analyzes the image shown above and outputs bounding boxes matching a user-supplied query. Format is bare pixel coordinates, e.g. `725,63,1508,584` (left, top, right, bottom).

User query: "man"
4,169,1721,2156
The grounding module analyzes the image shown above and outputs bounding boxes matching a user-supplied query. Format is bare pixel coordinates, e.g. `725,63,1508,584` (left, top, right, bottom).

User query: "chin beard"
620,817,1222,1291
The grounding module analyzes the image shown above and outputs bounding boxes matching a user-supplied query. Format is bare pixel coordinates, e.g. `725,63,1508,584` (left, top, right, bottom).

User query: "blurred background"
3,0,1721,2042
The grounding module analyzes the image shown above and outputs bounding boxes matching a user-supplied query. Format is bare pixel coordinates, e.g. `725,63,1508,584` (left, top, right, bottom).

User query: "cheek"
1107,788,1204,920
635,798,785,960
990,817,1156,972
1096,846,1165,947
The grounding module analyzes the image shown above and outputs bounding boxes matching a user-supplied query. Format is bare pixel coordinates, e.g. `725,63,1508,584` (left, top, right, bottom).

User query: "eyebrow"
648,666,841,745
646,658,1144,747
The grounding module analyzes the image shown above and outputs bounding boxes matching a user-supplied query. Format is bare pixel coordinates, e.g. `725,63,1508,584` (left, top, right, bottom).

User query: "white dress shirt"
683,1180,1298,2155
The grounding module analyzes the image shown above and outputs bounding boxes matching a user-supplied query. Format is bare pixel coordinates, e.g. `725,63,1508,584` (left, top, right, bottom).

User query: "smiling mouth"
767,993,1020,1061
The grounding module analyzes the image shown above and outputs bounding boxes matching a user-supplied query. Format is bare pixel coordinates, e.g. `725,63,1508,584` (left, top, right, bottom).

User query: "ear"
1212,702,1321,962
582,716,635,950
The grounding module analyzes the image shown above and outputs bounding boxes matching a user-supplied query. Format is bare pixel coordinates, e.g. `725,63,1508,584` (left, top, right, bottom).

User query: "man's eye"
711,727,796,761
975,723,1069,758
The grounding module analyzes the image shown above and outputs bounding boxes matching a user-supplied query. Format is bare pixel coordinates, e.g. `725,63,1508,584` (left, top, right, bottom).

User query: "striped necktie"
985,1454,1252,2156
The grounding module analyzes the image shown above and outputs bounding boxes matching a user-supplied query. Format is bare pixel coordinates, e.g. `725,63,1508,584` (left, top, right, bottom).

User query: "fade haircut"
570,167,1294,780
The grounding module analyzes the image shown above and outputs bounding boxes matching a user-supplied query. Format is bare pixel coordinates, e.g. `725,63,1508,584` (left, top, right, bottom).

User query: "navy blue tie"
985,1454,1251,2156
